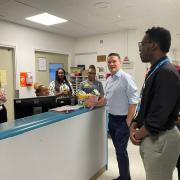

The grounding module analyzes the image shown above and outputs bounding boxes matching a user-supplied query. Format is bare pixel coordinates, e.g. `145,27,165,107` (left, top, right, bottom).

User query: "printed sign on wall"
38,57,47,71
0,70,7,86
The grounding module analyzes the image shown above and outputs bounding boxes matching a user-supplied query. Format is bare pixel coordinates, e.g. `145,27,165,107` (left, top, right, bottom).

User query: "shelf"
69,76,88,94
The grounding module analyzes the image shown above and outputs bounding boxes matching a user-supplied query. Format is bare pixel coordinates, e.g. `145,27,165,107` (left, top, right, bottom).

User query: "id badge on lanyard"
136,59,169,113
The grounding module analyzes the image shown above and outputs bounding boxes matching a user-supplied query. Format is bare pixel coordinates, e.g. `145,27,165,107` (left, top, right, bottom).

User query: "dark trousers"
108,114,131,180
0,104,7,123
177,155,180,180
176,124,180,180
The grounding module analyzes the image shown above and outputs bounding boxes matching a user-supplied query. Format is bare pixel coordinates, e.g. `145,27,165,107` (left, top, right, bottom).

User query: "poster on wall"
97,66,107,81
38,57,47,71
97,66,106,73
97,55,106,62
98,74,106,81
0,70,7,86
122,56,134,69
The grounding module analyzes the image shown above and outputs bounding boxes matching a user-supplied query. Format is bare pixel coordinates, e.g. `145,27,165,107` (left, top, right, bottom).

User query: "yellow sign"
0,70,7,86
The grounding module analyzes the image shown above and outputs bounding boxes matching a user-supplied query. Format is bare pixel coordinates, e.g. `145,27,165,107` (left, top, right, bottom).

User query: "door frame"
0,44,17,120
0,44,17,98
35,48,70,73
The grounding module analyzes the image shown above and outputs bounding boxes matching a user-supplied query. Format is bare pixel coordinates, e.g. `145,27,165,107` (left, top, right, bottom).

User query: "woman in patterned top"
79,65,104,99
48,67,74,96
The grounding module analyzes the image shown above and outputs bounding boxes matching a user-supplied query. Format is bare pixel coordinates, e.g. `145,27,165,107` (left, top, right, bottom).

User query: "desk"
0,107,107,180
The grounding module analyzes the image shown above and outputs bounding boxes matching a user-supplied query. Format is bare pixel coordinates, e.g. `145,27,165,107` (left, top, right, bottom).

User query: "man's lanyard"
136,58,170,113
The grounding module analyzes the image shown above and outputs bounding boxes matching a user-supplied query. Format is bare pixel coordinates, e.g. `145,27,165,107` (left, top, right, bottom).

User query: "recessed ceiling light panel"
25,13,68,26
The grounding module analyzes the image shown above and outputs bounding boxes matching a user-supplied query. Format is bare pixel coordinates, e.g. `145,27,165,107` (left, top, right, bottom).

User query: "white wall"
74,30,146,94
169,49,180,64
74,29,180,94
0,20,75,98
175,51,180,63
1,20,178,98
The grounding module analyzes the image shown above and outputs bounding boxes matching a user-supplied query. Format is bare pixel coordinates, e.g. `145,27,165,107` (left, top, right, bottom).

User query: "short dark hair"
146,27,171,53
108,53,120,59
89,65,96,70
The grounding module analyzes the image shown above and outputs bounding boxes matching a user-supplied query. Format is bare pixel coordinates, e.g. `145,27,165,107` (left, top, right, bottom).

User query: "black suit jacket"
134,57,180,135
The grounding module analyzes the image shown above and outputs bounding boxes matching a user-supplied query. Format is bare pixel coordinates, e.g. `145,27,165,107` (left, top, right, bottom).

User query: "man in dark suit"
130,27,180,180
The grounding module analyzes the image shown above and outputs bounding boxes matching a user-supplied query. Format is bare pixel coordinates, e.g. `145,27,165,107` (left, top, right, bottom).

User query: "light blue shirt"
105,69,138,115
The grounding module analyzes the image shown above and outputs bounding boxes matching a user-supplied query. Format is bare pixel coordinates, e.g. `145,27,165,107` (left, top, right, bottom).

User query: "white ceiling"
0,0,180,49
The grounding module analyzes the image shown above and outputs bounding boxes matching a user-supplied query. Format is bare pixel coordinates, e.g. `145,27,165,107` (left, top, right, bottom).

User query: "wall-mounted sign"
122,56,134,69
0,70,7,86
97,55,106,62
38,57,47,71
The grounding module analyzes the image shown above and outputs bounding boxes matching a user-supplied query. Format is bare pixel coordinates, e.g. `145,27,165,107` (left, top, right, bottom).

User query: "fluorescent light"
25,13,68,26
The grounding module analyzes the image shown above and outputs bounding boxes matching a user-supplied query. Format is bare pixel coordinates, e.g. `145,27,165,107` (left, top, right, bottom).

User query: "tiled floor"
97,137,178,180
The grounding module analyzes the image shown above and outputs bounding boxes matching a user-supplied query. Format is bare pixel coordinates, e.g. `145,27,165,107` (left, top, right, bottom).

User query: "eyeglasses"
138,41,152,49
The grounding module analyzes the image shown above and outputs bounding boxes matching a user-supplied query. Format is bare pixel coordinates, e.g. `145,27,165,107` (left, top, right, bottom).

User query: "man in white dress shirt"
86,53,138,180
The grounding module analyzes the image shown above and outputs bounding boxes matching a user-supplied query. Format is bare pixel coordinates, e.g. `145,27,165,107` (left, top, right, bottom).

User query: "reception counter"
0,107,107,180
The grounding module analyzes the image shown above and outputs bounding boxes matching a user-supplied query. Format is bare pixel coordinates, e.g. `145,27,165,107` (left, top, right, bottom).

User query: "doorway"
35,51,68,88
0,47,15,121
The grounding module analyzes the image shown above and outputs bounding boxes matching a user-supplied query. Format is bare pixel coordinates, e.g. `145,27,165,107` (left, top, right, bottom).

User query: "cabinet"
69,76,88,94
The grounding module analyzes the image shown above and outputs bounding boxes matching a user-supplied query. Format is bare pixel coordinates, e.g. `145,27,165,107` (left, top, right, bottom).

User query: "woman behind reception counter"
34,83,49,96
49,68,74,97
79,65,104,99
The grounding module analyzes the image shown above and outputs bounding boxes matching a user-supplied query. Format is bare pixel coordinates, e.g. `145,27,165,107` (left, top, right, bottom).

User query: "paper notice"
0,70,7,86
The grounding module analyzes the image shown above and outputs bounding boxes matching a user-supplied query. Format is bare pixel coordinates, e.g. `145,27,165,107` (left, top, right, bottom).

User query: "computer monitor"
14,96,78,119
14,96,57,119
56,96,78,106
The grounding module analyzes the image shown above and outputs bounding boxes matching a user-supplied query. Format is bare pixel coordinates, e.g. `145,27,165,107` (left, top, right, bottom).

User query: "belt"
109,113,127,118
